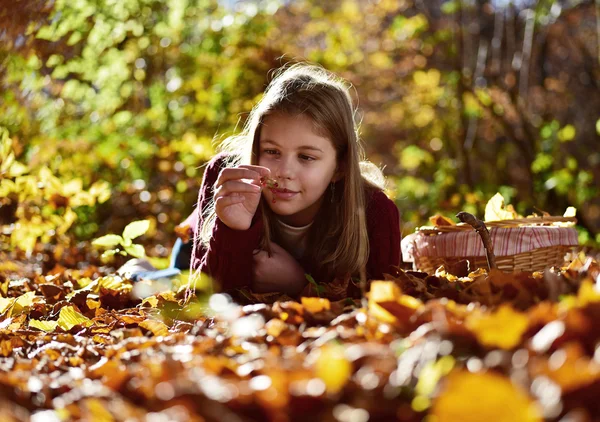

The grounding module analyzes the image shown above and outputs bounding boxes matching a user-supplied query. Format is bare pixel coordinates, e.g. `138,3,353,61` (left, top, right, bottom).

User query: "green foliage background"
0,0,599,255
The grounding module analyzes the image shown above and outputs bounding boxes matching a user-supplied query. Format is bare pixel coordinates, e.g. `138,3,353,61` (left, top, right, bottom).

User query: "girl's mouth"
270,188,298,200
271,188,296,194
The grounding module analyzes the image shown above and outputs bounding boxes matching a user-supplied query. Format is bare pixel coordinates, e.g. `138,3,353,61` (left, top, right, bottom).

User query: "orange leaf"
301,297,331,313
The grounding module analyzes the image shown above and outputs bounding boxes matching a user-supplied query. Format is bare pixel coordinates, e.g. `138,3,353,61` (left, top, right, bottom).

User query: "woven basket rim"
417,216,577,235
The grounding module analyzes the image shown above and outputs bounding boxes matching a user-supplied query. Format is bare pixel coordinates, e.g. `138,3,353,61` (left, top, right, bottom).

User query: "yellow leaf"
315,343,352,394
122,220,150,241
158,290,178,302
139,319,169,337
465,305,529,349
98,275,129,292
62,178,83,196
56,207,77,235
432,370,542,422
13,291,37,315
82,397,116,421
89,180,111,204
416,356,455,397
265,318,286,337
563,206,577,218
141,296,159,308
484,193,519,222
368,281,402,323
29,319,59,332
0,297,14,314
576,279,600,306
58,306,93,330
86,298,100,310
301,297,331,313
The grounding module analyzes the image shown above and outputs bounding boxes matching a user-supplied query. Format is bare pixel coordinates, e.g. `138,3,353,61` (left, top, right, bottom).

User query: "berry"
260,176,279,189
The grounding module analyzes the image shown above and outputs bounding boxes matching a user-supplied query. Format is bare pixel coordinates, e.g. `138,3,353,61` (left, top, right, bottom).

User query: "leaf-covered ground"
1,247,600,421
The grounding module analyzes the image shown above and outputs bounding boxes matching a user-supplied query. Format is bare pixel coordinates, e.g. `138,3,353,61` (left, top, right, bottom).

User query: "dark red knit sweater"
184,153,401,299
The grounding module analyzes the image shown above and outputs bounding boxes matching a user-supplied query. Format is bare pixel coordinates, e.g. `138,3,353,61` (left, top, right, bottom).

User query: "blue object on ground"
129,238,191,281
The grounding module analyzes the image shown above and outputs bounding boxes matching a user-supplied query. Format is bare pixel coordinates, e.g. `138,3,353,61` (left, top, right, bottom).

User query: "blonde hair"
198,63,385,281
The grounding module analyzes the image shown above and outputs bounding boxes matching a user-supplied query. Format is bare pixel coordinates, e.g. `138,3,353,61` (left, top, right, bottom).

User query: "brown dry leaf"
174,223,192,243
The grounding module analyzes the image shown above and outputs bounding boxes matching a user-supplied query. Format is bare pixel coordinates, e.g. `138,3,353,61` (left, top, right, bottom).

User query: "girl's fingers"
214,180,261,199
237,165,271,178
214,194,245,209
216,166,271,188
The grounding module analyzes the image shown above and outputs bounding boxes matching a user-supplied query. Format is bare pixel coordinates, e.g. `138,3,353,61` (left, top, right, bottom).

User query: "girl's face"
258,112,341,227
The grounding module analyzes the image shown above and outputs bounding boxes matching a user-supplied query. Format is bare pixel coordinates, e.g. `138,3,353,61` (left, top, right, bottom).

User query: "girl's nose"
274,157,294,180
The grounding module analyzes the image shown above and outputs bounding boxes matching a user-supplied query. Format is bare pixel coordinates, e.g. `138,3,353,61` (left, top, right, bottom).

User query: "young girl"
187,63,400,300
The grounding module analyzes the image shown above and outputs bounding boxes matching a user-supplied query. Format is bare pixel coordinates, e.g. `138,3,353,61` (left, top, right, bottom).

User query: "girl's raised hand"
213,165,271,230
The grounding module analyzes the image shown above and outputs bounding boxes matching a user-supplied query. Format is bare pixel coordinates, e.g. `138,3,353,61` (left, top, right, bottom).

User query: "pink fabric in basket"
401,227,578,263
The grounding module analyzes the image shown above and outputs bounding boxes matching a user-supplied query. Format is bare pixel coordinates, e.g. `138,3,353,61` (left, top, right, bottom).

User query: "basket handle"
456,212,498,271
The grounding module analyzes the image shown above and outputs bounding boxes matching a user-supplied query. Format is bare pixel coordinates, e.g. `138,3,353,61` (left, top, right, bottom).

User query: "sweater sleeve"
190,153,263,292
365,190,401,280
199,215,263,292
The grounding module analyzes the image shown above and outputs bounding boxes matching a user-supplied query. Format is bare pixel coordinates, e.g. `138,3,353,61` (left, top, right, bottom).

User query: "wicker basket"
404,216,579,273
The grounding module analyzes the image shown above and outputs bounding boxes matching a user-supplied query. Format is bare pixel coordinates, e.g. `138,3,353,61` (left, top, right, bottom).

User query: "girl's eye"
300,155,315,161
264,149,279,155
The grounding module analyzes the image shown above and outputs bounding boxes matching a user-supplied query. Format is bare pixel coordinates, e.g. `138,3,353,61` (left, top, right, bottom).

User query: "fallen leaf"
432,370,542,422
57,305,93,330
465,305,529,349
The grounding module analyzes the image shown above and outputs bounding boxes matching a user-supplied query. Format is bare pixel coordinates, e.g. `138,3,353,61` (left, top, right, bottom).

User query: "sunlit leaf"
139,319,169,337
576,279,600,306
29,319,59,332
0,297,14,314
141,296,159,307
315,343,352,394
484,193,519,222
89,181,111,203
465,305,529,349
57,306,93,330
432,370,542,422
301,297,331,313
98,275,127,291
92,234,123,248
416,356,455,397
13,291,37,315
124,243,145,259
563,206,577,218
122,220,150,241
368,281,403,323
